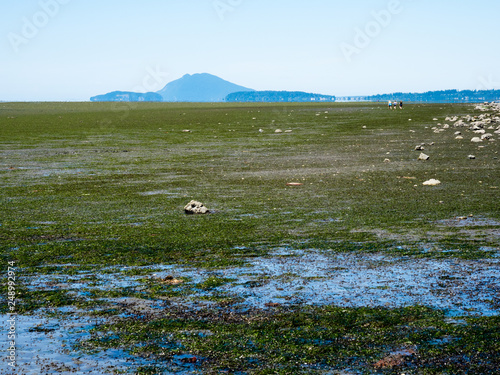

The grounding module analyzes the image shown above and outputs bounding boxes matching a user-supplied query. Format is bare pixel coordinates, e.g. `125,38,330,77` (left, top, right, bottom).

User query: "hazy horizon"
1,0,499,101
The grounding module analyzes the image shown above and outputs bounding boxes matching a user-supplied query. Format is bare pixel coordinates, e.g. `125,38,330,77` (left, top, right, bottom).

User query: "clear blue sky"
1,0,499,101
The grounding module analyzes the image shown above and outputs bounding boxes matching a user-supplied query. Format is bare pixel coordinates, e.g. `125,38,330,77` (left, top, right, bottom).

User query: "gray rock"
471,137,483,143
468,155,476,159
423,179,441,186
184,200,209,214
418,153,430,161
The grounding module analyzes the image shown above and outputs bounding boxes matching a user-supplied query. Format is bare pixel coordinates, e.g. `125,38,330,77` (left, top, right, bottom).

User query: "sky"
1,0,499,101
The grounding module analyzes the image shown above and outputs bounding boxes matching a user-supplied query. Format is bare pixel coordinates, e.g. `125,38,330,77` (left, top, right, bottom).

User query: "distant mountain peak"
156,73,254,102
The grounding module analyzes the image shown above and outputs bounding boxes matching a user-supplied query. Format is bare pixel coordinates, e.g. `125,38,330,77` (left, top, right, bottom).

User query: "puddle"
215,250,500,316
26,250,500,317
0,309,154,374
437,216,500,227
137,190,180,196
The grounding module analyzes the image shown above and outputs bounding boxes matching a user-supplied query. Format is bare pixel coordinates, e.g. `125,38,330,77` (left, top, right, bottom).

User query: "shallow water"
204,249,500,316
26,249,500,316
0,310,156,374
7,248,500,373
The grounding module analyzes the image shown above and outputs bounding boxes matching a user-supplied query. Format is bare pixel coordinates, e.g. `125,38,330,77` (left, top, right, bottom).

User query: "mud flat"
1,102,499,374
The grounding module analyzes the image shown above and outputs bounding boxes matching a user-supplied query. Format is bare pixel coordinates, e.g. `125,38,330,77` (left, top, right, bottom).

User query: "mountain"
226,91,336,103
156,73,254,102
90,91,163,102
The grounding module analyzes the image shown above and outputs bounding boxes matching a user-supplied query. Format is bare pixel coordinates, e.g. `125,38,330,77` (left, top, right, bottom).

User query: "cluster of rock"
414,102,500,187
414,143,434,161
444,102,500,143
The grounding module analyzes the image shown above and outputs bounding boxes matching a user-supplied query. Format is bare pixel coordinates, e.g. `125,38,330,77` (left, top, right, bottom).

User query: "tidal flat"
1,102,499,374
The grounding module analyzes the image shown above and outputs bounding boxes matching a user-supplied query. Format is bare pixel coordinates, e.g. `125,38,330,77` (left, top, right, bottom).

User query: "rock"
184,200,209,214
455,136,464,139
423,179,441,186
182,129,191,133
471,121,487,130
471,137,483,143
414,145,424,151
384,158,391,163
265,302,281,307
454,131,461,135
284,130,293,133
275,129,283,133
258,129,264,133
374,348,416,369
468,155,476,159
418,153,430,161
481,133,493,140
286,182,303,186
433,118,438,121
162,275,184,285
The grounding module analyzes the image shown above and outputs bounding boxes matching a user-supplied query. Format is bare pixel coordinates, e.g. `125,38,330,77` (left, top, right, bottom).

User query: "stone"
384,158,391,163
162,275,184,285
471,137,483,143
184,200,209,214
182,129,191,133
423,179,441,186
418,153,430,161
414,145,424,151
455,136,464,139
275,129,283,133
468,155,476,159
481,133,493,140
